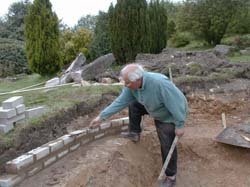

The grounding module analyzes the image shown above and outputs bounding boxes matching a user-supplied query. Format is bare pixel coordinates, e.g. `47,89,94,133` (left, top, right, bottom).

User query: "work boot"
160,177,176,187
120,132,140,142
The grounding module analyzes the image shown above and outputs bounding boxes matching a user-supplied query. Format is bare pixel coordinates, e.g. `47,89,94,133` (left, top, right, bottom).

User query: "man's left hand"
175,128,185,137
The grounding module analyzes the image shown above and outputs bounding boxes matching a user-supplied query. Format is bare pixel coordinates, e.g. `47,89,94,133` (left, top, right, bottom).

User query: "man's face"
123,78,141,90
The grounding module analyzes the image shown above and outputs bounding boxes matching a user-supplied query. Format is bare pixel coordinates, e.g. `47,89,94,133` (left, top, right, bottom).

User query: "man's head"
120,64,144,90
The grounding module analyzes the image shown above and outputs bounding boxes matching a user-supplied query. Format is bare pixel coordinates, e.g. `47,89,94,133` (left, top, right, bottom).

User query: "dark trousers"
129,101,177,177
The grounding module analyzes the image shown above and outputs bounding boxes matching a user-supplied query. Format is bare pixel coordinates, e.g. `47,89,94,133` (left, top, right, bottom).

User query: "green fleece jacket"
100,72,188,128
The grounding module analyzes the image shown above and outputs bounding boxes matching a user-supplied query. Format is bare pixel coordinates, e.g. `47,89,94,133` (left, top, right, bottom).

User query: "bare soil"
17,87,250,187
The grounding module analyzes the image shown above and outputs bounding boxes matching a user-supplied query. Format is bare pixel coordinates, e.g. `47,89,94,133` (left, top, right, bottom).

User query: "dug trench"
14,89,250,187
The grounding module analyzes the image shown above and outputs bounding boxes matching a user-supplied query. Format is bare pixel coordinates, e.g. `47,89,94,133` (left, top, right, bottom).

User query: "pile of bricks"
0,117,129,187
0,96,45,134
0,96,26,134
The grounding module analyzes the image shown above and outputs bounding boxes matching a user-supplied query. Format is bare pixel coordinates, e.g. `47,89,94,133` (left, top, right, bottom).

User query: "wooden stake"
169,67,173,82
222,113,226,129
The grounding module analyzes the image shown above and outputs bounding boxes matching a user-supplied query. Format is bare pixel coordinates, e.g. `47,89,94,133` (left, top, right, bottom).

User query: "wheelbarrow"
215,124,250,148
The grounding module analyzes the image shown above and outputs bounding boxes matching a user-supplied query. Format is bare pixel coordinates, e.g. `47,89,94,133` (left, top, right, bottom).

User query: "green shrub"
168,32,194,48
222,34,250,49
233,35,250,49
0,38,29,77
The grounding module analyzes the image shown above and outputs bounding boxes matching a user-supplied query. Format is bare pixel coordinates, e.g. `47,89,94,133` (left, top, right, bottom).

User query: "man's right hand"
89,116,102,129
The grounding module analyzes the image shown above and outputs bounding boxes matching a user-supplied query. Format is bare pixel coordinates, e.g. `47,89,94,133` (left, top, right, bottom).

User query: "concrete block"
69,129,87,138
95,133,105,139
88,127,99,133
70,143,80,151
59,134,75,145
25,106,45,119
28,147,50,160
100,122,111,130
16,104,25,114
122,117,129,125
2,96,23,109
6,154,34,174
58,149,69,158
121,125,129,131
111,119,123,127
44,156,56,167
0,107,16,119
81,138,90,145
0,113,25,125
0,124,14,134
0,174,25,187
48,140,64,152
27,164,43,177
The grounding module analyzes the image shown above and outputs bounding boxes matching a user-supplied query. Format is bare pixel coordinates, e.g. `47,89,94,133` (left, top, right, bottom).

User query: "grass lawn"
228,55,250,62
0,74,122,146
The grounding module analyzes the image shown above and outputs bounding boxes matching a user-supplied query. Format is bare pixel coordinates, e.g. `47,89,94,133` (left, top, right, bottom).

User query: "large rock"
213,45,237,57
60,53,86,84
65,53,86,73
45,77,60,87
71,70,83,83
81,53,115,80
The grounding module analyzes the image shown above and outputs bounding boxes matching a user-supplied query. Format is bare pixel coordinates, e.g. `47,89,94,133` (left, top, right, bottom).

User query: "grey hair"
121,64,144,82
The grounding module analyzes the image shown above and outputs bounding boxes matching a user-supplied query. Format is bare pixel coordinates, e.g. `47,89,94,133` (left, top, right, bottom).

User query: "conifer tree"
148,0,168,53
109,0,149,64
25,0,61,75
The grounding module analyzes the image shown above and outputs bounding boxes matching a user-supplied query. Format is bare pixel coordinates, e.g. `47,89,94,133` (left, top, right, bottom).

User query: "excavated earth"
16,83,250,187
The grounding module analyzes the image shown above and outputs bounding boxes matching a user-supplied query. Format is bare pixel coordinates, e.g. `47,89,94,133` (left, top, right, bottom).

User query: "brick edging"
0,117,129,187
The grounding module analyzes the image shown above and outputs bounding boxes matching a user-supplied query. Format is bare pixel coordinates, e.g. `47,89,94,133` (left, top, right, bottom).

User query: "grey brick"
48,140,64,152
0,107,16,119
44,156,56,167
27,164,43,177
88,127,99,133
69,129,87,138
70,143,80,151
100,122,111,130
121,125,129,131
111,119,123,127
2,96,23,109
95,133,105,139
0,174,25,187
81,138,90,145
28,147,50,160
25,106,45,119
0,113,25,125
15,104,25,114
59,134,75,145
6,154,34,174
58,149,69,158
0,124,14,134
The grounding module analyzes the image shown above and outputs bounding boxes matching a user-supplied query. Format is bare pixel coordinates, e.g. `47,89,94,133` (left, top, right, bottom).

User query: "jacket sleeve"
159,80,188,128
100,87,136,120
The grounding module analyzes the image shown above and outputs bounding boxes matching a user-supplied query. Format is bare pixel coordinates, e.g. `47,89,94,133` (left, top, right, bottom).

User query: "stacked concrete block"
0,117,129,186
0,96,26,134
